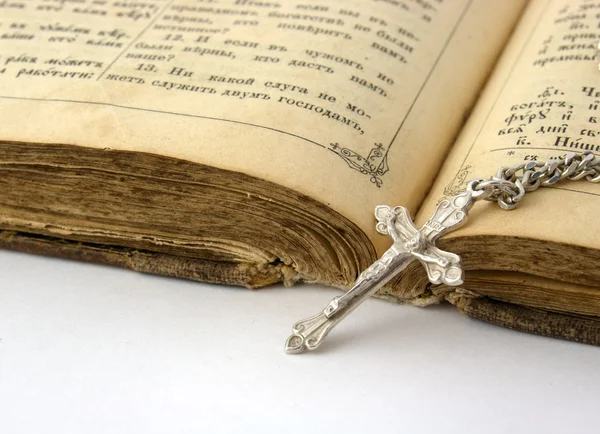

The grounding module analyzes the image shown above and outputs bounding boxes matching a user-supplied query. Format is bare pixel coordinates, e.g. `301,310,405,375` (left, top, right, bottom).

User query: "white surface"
1,249,599,434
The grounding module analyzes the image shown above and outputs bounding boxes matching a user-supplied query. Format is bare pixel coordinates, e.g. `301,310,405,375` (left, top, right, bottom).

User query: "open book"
2,0,600,344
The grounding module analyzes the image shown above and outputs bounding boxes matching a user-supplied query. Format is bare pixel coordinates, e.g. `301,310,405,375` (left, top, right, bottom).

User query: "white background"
1,249,599,434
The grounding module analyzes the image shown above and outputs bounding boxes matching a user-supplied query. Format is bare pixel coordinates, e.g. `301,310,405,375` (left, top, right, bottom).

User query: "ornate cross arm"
285,191,476,354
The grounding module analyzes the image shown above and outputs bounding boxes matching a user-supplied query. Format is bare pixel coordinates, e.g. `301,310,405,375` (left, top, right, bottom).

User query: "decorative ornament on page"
285,152,600,354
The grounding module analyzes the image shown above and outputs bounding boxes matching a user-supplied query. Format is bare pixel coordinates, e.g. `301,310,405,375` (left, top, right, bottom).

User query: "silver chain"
466,151,600,210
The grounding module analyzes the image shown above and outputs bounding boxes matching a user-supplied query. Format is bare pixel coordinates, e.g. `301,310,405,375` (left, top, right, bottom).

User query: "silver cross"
285,191,476,354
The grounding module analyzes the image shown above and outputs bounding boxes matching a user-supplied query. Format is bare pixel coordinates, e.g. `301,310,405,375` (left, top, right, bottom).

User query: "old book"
2,0,599,344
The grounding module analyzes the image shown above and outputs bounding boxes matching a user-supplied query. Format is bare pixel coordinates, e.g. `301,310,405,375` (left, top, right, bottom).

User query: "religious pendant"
285,151,600,354
285,191,472,354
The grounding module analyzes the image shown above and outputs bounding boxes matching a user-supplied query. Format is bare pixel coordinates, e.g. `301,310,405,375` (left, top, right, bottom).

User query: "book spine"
454,296,600,346
0,230,283,289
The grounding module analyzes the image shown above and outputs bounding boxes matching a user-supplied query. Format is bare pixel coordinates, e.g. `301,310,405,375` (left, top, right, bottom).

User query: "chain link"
466,151,600,210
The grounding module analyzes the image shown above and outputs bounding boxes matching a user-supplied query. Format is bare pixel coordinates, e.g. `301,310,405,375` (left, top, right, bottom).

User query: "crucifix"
285,190,475,354
285,151,600,354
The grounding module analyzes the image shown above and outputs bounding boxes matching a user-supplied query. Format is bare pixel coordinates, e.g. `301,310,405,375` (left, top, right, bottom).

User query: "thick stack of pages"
2,0,600,344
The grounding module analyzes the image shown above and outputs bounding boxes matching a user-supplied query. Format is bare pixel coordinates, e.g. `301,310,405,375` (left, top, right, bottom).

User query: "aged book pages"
397,0,600,341
418,0,600,277
1,141,381,288
0,0,526,258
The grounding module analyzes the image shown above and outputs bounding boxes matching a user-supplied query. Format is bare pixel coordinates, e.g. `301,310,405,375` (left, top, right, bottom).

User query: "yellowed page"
418,0,600,251
0,0,525,254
